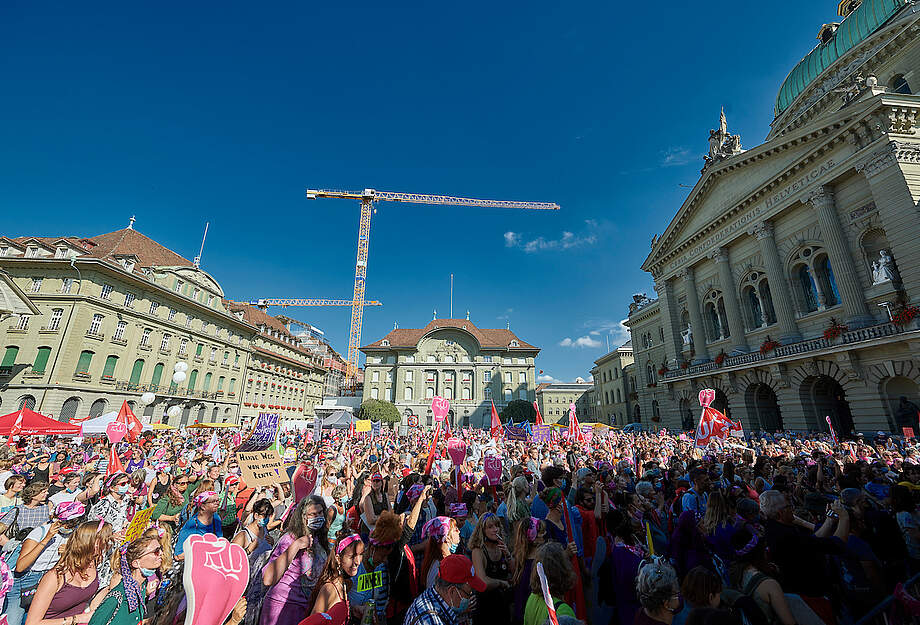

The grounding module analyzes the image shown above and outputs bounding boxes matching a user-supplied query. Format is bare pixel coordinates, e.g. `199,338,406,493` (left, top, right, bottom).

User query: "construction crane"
249,298,382,309
305,188,560,389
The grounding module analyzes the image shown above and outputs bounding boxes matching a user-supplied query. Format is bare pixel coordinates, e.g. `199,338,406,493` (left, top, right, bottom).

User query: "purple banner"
237,413,280,452
531,424,551,444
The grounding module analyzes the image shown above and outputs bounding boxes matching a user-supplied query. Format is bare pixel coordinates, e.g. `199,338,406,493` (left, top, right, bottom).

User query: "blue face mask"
258,517,269,528
340,496,350,506
140,567,157,577
451,589,470,614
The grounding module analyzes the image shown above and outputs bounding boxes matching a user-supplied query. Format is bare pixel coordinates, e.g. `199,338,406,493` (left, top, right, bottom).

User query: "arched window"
616,388,621,403
814,255,839,306
150,362,164,386
759,279,777,324
743,286,763,329
1,346,19,369
705,302,721,342
740,271,774,330
129,359,145,385
60,397,80,422
892,74,911,94
652,400,660,419
90,398,107,417
102,355,119,379
188,369,199,390
75,350,93,375
217,376,225,391
796,265,819,312
504,389,512,402
212,407,219,421
790,246,838,313
444,387,452,400
203,372,212,391
198,406,207,422
18,395,36,411
426,387,434,399
646,363,655,384
462,387,471,400
229,378,236,393
404,386,413,401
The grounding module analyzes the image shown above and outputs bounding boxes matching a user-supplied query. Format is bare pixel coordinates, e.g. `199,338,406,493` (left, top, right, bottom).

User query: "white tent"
80,411,152,435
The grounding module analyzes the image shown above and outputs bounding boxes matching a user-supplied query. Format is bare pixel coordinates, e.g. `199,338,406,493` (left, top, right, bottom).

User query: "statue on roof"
703,107,743,171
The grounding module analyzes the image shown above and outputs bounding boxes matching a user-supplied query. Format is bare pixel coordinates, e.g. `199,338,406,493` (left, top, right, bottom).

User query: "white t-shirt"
49,489,81,508
25,524,67,571
0,471,14,486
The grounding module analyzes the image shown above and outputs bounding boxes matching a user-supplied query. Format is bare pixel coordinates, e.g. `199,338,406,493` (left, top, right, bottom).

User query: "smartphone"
826,504,838,519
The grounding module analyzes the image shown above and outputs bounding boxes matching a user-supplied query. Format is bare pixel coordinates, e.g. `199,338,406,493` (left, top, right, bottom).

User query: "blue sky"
2,2,841,383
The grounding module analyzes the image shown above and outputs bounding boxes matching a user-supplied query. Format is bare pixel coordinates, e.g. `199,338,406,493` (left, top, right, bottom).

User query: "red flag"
442,414,452,439
106,445,124,476
490,400,502,440
116,400,143,442
567,404,585,444
533,401,544,426
8,408,24,446
424,419,444,475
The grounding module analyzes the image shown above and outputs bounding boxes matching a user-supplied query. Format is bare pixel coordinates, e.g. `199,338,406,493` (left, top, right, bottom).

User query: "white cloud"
504,220,598,253
497,308,513,320
583,318,631,349
660,146,695,167
537,373,557,383
586,374,595,383
559,335,602,348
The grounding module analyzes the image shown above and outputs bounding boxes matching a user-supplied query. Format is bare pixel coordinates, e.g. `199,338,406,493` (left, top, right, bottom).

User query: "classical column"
711,247,749,353
654,279,682,368
805,186,874,327
856,142,920,304
750,222,802,343
681,268,711,364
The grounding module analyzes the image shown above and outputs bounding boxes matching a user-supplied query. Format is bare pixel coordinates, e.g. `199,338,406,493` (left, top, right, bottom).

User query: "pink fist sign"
293,463,318,503
106,421,128,444
447,438,466,466
183,533,249,625
431,396,450,418
698,389,715,408
484,456,502,485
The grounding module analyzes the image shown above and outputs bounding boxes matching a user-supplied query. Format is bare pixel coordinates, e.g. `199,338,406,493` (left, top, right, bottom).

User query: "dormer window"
837,0,861,18
817,23,839,44
510,340,519,347
122,258,136,272
381,340,390,346
26,247,38,258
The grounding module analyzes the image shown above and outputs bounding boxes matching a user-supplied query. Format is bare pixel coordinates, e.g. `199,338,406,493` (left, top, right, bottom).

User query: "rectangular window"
427,355,436,363
102,355,118,378
30,278,42,293
405,370,413,382
404,386,413,401
372,371,379,382
234,353,240,364
186,315,193,328
386,371,392,383
124,292,135,308
168,308,177,321
61,278,73,294
196,343,203,356
223,351,229,363
484,371,492,383
483,356,492,363
140,328,151,347
444,355,454,363
371,388,379,400
405,355,415,363
149,301,159,315
48,309,63,331
504,372,512,383
210,347,217,361
516,358,525,365
179,338,188,355
519,389,526,400
484,387,492,400
160,334,171,351
207,294,214,307
503,357,511,364
174,280,183,293
17,315,29,330
519,372,526,383
32,347,52,373
100,284,113,299
113,321,127,341
89,314,103,335
426,371,435,382
74,350,92,374
504,389,512,401
192,287,200,301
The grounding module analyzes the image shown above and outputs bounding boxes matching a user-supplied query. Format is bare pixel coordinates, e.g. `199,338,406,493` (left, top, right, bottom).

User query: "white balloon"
172,371,187,384
140,392,156,406
167,406,181,418
174,362,189,373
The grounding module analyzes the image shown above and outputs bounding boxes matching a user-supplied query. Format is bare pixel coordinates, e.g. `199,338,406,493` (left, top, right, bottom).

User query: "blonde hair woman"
469,513,514,625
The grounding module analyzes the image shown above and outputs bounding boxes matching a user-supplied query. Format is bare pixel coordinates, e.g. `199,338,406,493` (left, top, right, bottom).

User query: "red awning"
0,408,81,436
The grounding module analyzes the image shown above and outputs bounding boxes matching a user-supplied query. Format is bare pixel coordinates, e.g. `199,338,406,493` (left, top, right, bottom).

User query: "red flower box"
893,306,920,326
822,318,848,340
714,352,726,366
680,362,689,370
759,338,781,355
657,367,668,376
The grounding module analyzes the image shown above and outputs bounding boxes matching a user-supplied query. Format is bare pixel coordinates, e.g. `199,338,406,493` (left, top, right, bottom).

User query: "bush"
356,399,401,424
499,399,536,423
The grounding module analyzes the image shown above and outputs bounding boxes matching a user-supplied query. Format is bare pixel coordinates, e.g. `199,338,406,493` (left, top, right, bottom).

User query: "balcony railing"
663,321,913,381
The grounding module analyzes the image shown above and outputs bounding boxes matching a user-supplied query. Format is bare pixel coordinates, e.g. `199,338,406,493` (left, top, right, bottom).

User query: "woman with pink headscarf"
174,491,221,559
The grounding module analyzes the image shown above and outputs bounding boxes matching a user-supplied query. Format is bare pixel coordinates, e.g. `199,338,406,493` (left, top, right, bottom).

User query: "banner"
371,420,381,436
237,413,280,452
122,505,155,544
531,424,551,444
579,424,594,443
237,449,289,487
313,414,322,442
504,425,529,441
356,420,372,433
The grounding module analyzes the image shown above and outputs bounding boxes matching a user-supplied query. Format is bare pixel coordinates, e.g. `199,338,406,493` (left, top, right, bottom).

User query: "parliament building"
626,0,920,434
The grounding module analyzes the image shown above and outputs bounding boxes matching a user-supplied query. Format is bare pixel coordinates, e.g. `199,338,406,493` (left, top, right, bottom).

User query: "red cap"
438,554,486,592
370,472,383,482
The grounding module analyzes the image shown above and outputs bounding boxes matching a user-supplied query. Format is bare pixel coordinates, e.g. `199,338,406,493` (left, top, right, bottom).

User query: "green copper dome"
775,0,908,117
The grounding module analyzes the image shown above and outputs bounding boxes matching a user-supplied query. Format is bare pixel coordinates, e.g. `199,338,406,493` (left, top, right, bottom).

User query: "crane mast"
306,188,560,391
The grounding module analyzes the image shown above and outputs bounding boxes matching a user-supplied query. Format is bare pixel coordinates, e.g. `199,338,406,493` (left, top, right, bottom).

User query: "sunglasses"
141,546,163,558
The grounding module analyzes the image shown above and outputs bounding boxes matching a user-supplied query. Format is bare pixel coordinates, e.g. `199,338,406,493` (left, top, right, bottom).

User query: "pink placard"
292,463,317,502
106,421,127,444
483,456,502,485
699,389,715,408
183,533,249,625
431,396,450,419
447,438,466,466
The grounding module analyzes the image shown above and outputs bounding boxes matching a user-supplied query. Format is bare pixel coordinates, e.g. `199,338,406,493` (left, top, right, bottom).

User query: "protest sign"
371,420,381,436
903,427,915,439
106,421,127,444
292,462,318,501
484,456,502,485
505,425,529,441
447,438,466,466
532,424,551,444
579,424,594,442
122,505,155,544
313,414,322,442
237,449,289,487
236,413,280,452
356,419,372,433
431,396,450,419
407,415,419,428
183,534,249,625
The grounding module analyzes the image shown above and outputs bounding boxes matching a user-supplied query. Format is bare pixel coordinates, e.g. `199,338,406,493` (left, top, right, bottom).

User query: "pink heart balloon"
183,533,249,625
106,421,127,444
431,396,450,419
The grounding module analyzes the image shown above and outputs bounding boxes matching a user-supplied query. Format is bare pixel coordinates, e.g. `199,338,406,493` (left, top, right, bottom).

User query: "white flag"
204,432,221,462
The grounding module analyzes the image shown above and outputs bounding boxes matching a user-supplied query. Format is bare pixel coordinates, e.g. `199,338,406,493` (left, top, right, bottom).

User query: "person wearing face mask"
89,474,132,533
419,516,461,590
232,498,275,561
404,554,486,625
7,502,85,625
469,513,513,625
260,496,330,625
308,533,365,625
49,473,87,508
523,543,576,625
635,559,682,625
87,536,163,625
173,491,221,558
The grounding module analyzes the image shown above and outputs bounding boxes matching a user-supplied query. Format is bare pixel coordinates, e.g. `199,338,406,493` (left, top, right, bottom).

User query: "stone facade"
591,341,635,426
0,228,254,425
626,3,920,434
536,382,596,424
360,318,539,428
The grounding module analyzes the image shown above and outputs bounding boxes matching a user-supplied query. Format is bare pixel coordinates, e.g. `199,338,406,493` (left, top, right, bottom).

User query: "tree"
499,399,536,423
357,399,401,424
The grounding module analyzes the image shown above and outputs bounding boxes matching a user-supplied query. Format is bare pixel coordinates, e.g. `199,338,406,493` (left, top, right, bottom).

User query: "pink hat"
55,501,86,521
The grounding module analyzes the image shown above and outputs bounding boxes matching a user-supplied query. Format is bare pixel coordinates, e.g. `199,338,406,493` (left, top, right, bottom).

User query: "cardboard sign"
122,505,155,544
431,396,450,419
313,414,322,441
903,427,916,439
237,413,280,452
106,421,127,444
292,463,317,501
283,447,297,462
356,419,372,433
355,570,384,592
531,424,551,444
183,533,249,625
237,449,289,487
483,456,502,485
447,438,467,466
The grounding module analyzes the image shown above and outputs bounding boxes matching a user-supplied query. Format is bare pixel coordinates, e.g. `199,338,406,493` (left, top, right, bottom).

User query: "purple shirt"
260,533,328,625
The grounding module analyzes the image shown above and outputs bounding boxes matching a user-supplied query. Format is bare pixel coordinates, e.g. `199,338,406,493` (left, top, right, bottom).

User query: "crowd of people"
0,421,918,625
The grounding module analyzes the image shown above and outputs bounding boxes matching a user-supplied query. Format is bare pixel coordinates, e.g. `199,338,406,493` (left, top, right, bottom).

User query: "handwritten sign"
505,425,529,441
237,413,280,452
122,505,154,544
531,424,551,444
371,420,381,436
483,456,502,485
903,427,916,439
355,570,384,592
237,449,289,488
356,419,372,433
